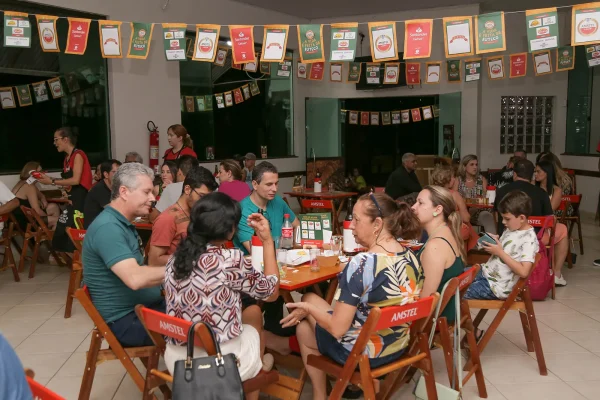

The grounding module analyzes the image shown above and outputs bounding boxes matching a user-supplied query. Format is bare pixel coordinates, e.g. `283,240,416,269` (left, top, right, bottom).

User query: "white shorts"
164,324,262,382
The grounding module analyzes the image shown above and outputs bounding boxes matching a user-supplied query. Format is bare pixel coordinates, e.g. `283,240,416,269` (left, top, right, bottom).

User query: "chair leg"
64,268,79,319
78,330,103,400
462,305,487,398
18,236,30,273
436,319,456,385
522,288,547,376
358,356,376,400
519,310,534,352
577,218,584,255
28,240,41,279
417,332,438,400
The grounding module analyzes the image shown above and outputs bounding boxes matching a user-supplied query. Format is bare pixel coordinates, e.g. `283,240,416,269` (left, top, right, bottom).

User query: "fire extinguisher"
147,121,160,175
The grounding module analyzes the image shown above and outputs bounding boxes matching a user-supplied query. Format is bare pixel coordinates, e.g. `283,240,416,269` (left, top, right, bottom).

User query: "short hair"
181,166,218,194
515,149,527,157
431,165,454,187
176,155,198,178
252,161,278,184
513,159,535,180
125,151,143,163
100,159,122,179
402,153,416,163
498,190,532,218
111,162,154,200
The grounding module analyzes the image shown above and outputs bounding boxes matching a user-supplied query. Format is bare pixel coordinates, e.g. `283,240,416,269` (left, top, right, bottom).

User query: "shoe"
555,274,567,287
594,259,600,267
261,353,274,372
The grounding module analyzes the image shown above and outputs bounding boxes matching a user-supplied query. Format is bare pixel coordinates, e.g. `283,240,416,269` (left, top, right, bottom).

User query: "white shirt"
0,182,16,232
155,182,183,213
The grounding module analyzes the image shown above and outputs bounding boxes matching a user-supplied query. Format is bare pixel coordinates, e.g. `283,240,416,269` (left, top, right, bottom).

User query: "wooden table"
466,203,494,210
284,190,357,234
46,197,70,204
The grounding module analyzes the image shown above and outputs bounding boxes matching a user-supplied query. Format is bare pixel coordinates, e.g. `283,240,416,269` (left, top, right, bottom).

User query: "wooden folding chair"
300,199,340,233
25,369,66,400
529,216,556,299
135,305,278,400
0,214,20,282
65,228,86,318
564,168,577,194
306,295,440,400
18,206,65,278
559,194,584,267
466,253,547,376
74,286,165,400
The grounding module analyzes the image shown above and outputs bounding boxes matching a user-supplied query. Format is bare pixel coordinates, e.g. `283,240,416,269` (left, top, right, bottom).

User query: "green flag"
525,8,559,52
297,24,325,63
127,22,154,59
4,12,31,48
447,60,461,82
475,12,506,54
556,46,575,71
464,58,482,82
330,23,358,61
162,23,187,61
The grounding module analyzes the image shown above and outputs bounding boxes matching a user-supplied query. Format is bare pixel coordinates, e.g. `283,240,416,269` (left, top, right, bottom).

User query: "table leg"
324,278,339,304
332,198,346,235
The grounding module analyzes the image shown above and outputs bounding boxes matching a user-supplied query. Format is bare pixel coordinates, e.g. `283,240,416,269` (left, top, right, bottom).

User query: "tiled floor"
1,215,600,399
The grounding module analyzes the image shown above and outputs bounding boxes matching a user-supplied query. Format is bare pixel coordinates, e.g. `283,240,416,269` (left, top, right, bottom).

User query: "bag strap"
427,279,452,348
452,285,462,391
184,321,225,369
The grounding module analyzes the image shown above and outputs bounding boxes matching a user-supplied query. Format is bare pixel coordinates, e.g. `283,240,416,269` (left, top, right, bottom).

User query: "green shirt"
82,206,163,323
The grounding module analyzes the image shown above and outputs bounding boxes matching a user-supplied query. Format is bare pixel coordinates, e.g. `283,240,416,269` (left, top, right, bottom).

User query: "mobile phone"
477,233,496,247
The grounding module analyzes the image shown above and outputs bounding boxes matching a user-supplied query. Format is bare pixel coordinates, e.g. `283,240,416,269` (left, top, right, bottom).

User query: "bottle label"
282,227,293,239
343,226,359,252
150,147,159,159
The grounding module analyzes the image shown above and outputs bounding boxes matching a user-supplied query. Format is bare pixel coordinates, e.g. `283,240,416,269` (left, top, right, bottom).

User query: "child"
464,190,539,300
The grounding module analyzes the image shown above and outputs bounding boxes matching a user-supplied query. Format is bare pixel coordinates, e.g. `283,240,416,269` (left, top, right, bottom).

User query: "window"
180,37,293,161
500,96,553,154
0,1,110,174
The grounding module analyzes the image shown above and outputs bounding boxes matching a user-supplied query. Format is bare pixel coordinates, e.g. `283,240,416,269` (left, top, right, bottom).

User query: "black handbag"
172,321,244,400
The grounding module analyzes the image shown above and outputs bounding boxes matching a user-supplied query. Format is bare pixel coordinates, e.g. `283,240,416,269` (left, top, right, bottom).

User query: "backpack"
527,218,554,301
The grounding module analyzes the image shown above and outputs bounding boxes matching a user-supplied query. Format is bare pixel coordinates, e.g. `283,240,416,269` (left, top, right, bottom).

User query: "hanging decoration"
425,62,441,84
214,47,228,66
340,109,347,123
36,15,59,52
411,108,422,122
556,46,575,71
233,88,244,104
487,56,505,79
533,50,553,74
249,81,260,96
443,16,473,58
366,63,381,84
32,81,49,102
192,24,220,62
359,111,369,125
4,11,31,48
368,21,398,61
446,59,461,82
572,3,600,46
243,56,258,72
309,61,325,80
509,53,527,77
196,96,205,111
0,87,15,109
47,77,64,98
381,112,391,125
330,63,343,82
262,25,288,62
229,25,256,64
15,85,32,106
475,12,506,54
205,95,213,110
242,84,251,100
525,8,559,52
214,93,225,108
184,96,194,112
298,24,325,63
347,62,361,82
391,111,401,124
404,19,433,59
127,22,153,59
405,62,421,85
383,63,400,84
297,62,308,79
464,58,482,81
276,58,292,77
330,23,358,61
259,60,271,74
99,20,122,58
370,112,379,125
349,110,358,124
162,23,187,61
401,110,410,123
224,91,233,106
432,104,440,117
422,106,433,120
65,18,91,55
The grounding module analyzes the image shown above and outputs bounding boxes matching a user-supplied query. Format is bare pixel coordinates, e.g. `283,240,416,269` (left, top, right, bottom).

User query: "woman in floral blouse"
282,193,424,400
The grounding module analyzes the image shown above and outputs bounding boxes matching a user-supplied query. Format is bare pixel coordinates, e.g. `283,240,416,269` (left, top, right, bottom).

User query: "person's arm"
149,212,177,265
236,206,254,253
482,176,489,196
148,245,171,266
419,239,448,298
111,258,166,290
36,185,49,209
452,177,459,191
55,153,84,186
26,185,46,216
0,198,18,215
153,185,160,197
452,191,471,223
550,186,562,211
247,212,279,301
481,235,534,278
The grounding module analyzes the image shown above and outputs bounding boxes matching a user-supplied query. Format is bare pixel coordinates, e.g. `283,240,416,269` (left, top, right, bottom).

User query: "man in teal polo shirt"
83,163,165,347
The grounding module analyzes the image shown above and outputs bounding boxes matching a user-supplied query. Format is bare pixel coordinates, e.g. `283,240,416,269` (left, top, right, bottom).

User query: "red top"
163,146,197,161
64,149,93,191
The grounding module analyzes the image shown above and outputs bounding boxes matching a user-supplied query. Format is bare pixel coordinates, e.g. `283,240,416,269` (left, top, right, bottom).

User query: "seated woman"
538,152,574,218
431,165,478,251
453,154,496,234
282,193,424,400
412,185,465,324
153,161,177,198
163,192,279,400
347,168,367,192
11,162,60,230
216,159,251,201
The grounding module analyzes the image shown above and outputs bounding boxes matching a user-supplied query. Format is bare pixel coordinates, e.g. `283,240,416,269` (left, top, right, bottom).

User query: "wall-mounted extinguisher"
147,121,159,175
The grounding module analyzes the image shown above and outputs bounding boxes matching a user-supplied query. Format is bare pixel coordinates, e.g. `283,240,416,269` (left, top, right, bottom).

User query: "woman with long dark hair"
163,192,279,400
535,160,561,210
153,161,177,198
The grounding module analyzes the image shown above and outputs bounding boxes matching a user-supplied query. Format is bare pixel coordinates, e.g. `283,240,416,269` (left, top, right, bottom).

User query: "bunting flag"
233,62,243,70
487,56,505,79
196,96,205,111
525,8,559,52
98,21,122,58
398,110,408,123
162,23,187,61
0,87,15,109
215,47,228,66
475,12,506,54
584,44,598,66
297,62,308,79
383,63,400,84
277,59,292,77
411,108,422,122
425,62,441,83
330,63,343,82
366,63,381,84
370,112,379,125
404,19,433,59
422,106,433,120
243,56,258,72
242,84,251,100
330,23,358,61
36,15,59,52
340,109,347,122
192,24,220,62
447,59,461,82
405,62,421,85
233,88,244,104
229,25,256,64
368,22,398,61
185,96,195,112
215,93,225,108
509,53,527,77
298,24,325,63
464,58,482,81
556,46,576,71
349,110,358,124
391,110,401,124
47,77,64,98
360,111,369,125
249,81,260,95
32,81,49,103
185,37,194,59
127,23,154,59
381,112,391,125
4,11,31,48
205,95,213,110
65,18,91,55
15,85,33,106
224,91,233,107
309,61,325,80
262,25,288,62
443,16,473,58
572,3,600,46
259,60,270,74
347,62,361,82
533,50,553,75
432,104,440,117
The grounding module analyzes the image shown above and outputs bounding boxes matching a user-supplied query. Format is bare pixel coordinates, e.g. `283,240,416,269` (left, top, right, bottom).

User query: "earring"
433,212,438,217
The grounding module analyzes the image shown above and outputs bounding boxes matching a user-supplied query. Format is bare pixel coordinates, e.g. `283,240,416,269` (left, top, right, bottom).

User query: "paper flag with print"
425,62,441,83
572,4,600,46
193,25,220,62
127,22,153,59
242,84,251,100
370,112,379,125
0,87,15,109
487,57,505,79
404,19,433,59
447,60,461,82
214,47,228,66
244,57,258,72
195,96,205,111
401,110,410,123
509,53,527,77
32,81,49,102
233,88,244,104
229,25,256,64
586,44,600,66
525,8,559,52
259,61,271,74
340,109,347,123
533,50,552,74
360,112,369,125
65,18,91,55
205,95,213,110
297,62,308,79
309,62,325,80
47,77,64,98
411,108,422,122
215,93,225,108
349,111,358,124
262,25,288,62
556,46,575,71
347,62,361,83
185,96,195,112
381,112,391,125
224,91,233,107
162,24,187,61
475,12,506,54
99,21,122,58
368,22,397,61
391,111,401,124
383,63,400,84
249,81,260,96
277,59,292,77
330,23,358,61
405,62,420,85
464,58,482,81
15,85,32,106
443,16,473,57
422,106,433,120
4,12,31,48
330,63,343,82
366,63,381,84
432,104,440,117
298,24,325,63
36,15,59,51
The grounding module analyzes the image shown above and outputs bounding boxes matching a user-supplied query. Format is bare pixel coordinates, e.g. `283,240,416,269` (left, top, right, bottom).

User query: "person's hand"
37,174,53,185
247,213,272,243
482,234,503,256
40,197,48,209
280,302,311,328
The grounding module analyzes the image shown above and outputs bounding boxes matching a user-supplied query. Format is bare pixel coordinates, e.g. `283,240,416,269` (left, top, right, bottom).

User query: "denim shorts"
463,269,499,300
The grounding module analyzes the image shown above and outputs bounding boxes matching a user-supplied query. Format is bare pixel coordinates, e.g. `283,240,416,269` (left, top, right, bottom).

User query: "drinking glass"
309,248,321,272
330,235,343,256
276,248,287,278
328,183,335,192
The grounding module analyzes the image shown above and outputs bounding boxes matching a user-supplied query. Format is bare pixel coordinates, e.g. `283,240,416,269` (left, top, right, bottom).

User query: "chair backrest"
301,199,334,213
558,194,582,217
373,187,385,193
224,241,235,249
374,295,437,331
66,228,86,253
27,376,65,400
435,278,460,321
20,206,53,238
458,264,480,297
564,168,577,193
528,215,554,230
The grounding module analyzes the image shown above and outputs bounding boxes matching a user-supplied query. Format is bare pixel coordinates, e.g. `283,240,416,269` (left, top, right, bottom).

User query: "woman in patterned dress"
282,193,424,400
163,192,279,399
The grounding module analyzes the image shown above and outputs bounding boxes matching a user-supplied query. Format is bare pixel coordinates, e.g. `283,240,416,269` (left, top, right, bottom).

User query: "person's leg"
241,305,264,400
296,319,327,400
553,223,569,286
263,296,295,355
463,270,499,300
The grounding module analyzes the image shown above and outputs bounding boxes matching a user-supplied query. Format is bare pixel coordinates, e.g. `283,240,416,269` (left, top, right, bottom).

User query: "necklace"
175,200,190,219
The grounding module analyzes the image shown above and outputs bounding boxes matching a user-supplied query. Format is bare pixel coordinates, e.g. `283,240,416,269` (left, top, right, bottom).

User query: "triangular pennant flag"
36,15,59,52
99,20,122,58
330,23,358,61
127,23,154,59
193,25,220,62
262,25,288,62
162,23,187,61
4,11,31,48
65,18,91,55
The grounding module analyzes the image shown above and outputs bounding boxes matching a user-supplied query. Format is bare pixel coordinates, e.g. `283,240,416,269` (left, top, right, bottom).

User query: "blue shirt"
244,167,253,190
82,206,163,323
234,195,296,254
0,334,31,400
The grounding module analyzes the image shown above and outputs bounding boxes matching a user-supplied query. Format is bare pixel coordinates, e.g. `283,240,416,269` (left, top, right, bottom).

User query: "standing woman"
163,124,197,161
38,127,93,252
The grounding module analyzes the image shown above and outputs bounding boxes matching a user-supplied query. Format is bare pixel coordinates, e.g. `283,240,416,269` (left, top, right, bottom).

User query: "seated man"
149,155,198,222
82,163,165,347
489,156,519,189
465,190,538,300
124,151,144,164
148,166,217,265
84,159,121,229
385,153,422,200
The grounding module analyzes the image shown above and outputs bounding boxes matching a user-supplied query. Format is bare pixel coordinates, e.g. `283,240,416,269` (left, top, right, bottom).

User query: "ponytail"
172,222,207,280
447,211,467,262
391,202,422,240
183,134,194,150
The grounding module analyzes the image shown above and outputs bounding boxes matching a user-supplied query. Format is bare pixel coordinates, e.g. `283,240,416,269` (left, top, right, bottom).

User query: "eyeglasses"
192,188,207,199
370,193,383,218
53,136,65,143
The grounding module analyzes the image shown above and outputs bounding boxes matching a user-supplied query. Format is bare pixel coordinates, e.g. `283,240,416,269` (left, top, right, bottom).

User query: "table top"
279,263,344,291
46,198,70,204
134,218,152,230
466,203,494,209
284,190,357,199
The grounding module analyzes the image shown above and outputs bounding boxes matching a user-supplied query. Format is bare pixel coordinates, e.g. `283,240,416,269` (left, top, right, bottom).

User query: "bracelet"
51,178,56,185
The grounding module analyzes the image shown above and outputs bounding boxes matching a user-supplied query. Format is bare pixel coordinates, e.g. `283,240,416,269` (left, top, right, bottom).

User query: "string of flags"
181,80,261,112
340,104,439,125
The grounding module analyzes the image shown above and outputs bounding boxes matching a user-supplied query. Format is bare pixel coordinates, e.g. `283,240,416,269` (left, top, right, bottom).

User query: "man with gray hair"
82,162,165,347
385,153,422,200
124,151,144,164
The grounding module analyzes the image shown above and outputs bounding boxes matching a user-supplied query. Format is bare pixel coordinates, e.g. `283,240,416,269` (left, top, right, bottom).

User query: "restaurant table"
466,203,494,210
46,197,70,205
284,190,358,234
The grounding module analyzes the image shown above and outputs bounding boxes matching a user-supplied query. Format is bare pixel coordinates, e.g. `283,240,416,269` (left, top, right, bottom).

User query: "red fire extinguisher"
147,121,159,175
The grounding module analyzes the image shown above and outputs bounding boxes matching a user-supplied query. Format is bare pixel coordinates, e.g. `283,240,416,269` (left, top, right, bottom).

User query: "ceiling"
230,0,482,19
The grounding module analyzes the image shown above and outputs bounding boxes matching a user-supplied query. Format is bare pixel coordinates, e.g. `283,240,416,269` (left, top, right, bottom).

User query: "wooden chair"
65,228,86,318
74,286,166,400
529,216,556,299
373,187,385,193
564,168,577,194
135,305,278,400
18,205,65,278
559,194,584,267
307,295,440,400
25,369,65,399
466,253,547,376
0,214,20,282
300,199,339,233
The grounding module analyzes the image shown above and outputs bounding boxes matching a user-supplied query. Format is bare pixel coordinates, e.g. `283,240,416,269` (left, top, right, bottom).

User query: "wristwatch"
51,178,57,185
